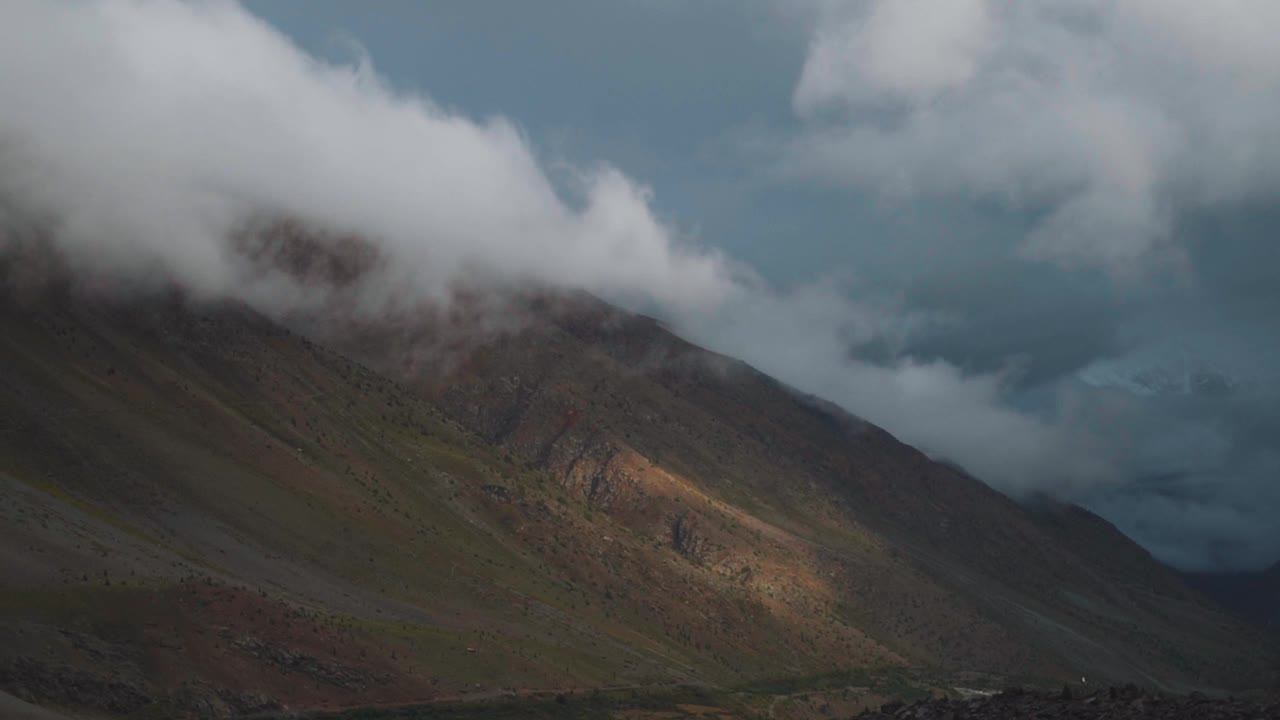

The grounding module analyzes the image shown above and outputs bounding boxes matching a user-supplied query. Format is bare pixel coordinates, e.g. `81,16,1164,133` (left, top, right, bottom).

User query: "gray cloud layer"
1,1,1276,571
778,0,1280,570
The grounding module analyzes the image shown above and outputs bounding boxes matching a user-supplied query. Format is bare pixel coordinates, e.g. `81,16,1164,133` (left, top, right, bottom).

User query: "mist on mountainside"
3,3,1280,717
0,3,1109,518
2,0,1279,576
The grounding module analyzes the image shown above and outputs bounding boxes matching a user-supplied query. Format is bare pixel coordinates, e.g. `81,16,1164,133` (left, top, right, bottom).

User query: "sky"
2,1,1278,571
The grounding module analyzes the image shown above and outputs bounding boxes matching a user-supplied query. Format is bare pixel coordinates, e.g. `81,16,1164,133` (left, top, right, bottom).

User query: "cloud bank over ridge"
2,0,1278,570
0,0,733,315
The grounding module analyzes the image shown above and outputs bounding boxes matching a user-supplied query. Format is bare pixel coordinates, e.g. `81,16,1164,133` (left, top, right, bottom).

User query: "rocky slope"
854,686,1279,720
0,281,1274,718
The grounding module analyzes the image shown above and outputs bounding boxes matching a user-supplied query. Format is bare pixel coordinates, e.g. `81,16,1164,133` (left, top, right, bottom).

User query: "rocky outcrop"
0,658,151,715
671,511,709,562
555,437,642,510
232,636,380,691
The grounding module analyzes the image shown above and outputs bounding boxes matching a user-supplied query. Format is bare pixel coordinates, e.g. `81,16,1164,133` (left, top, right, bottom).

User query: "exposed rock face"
854,686,1279,720
554,436,641,510
0,658,151,715
231,637,379,690
671,511,709,561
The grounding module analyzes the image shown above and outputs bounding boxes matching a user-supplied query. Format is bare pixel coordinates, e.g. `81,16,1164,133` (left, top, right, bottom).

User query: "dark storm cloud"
1076,384,1280,571
893,264,1127,389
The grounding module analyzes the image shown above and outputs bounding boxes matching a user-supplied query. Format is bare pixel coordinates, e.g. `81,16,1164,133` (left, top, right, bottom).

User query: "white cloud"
785,0,1280,273
0,0,732,314
795,0,991,111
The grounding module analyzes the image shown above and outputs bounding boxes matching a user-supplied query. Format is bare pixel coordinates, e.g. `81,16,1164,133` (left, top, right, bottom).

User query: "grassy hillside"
0,287,1273,718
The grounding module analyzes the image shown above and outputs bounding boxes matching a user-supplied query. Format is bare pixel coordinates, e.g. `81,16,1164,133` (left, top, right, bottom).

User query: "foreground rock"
855,686,1279,719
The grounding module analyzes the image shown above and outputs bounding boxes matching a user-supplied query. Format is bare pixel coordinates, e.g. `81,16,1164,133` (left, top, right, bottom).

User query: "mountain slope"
0,286,1273,717
1184,562,1280,627
398,297,1271,687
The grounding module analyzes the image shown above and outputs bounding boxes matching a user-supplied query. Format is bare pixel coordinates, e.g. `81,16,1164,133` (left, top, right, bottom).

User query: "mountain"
1077,354,1245,398
0,282,1274,718
1184,562,1280,627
